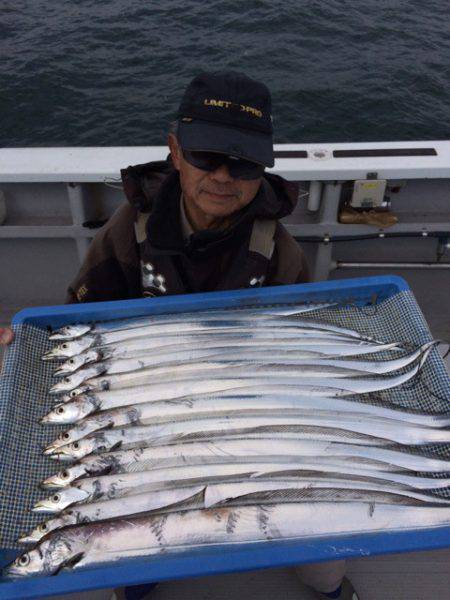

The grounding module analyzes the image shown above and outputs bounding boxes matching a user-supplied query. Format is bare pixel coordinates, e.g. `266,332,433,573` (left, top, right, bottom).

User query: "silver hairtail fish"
51,341,421,380
43,325,380,361
45,407,450,454
47,342,433,395
7,502,450,577
20,477,450,545
52,340,402,376
48,304,338,340
45,430,450,473
43,444,416,489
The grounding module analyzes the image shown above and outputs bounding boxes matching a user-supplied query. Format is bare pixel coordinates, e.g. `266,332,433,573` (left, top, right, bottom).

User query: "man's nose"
210,163,235,183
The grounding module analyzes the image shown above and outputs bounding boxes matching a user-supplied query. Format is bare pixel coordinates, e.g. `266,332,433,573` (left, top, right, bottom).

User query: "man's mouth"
203,190,237,198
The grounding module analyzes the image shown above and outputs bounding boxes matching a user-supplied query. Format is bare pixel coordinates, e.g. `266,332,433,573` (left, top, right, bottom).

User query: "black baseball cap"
176,71,274,168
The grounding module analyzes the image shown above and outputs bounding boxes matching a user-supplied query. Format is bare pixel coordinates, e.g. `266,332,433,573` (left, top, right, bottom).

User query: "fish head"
32,487,90,513
5,547,50,577
56,385,93,404
46,437,98,461
41,395,97,424
45,427,82,453
49,364,104,394
42,336,96,360
18,517,62,545
49,324,93,340
53,350,102,376
42,463,87,488
5,534,85,577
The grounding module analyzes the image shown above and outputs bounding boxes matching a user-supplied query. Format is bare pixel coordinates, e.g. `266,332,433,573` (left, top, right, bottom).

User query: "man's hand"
0,327,14,345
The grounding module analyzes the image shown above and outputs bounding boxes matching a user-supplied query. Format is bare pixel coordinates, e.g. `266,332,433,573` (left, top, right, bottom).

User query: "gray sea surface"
1,0,449,146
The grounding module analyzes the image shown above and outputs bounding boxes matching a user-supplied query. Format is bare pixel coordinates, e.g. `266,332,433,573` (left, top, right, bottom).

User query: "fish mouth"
49,381,75,394
40,412,61,424
41,476,67,489
17,533,40,545
42,349,63,361
49,325,92,340
53,365,74,376
44,440,68,455
3,564,27,578
47,452,74,462
32,501,56,513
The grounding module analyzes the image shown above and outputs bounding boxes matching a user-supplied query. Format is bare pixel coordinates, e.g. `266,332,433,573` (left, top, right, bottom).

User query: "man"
64,71,309,304
0,71,358,600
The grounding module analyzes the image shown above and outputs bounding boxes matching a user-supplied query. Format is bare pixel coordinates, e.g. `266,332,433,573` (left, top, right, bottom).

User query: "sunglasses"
182,149,265,180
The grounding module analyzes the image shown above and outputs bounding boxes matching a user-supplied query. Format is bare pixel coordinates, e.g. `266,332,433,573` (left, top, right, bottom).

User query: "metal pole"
320,182,342,224
67,183,90,263
307,181,322,212
0,190,6,225
336,262,450,269
311,182,342,280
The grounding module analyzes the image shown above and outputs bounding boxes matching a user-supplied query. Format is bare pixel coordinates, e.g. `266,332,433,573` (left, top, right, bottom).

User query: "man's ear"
168,134,181,171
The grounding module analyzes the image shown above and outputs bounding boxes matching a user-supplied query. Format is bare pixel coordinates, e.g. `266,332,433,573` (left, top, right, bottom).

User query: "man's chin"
198,198,239,217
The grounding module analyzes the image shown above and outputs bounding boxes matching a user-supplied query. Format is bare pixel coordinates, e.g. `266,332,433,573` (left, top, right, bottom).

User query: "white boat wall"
0,140,449,309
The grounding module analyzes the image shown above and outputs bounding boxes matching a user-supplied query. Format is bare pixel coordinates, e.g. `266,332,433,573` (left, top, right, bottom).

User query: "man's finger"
0,328,14,345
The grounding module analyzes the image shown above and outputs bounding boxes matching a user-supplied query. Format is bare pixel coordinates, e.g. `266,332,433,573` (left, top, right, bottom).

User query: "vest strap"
134,212,150,244
249,219,276,259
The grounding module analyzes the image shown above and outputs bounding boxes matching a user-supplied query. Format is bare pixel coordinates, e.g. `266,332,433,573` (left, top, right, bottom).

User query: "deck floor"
1,267,449,600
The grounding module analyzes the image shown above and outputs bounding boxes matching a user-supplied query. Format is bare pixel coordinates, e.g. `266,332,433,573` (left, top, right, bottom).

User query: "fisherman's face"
168,134,263,228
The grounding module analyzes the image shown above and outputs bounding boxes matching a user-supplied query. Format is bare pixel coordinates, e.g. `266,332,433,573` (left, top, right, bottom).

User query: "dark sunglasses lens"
183,150,222,171
228,160,265,180
183,150,264,180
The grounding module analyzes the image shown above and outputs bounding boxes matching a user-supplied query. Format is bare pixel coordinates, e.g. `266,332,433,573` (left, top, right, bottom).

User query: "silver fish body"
48,304,337,340
47,408,450,453
52,342,424,383
46,430,450,473
8,502,450,577
21,476,450,544
53,341,401,376
49,344,432,396
43,443,417,488
44,371,448,433
44,317,381,360
42,441,450,490
45,327,378,364
50,359,379,394
45,418,394,458
202,478,450,508
20,486,206,544
35,461,362,512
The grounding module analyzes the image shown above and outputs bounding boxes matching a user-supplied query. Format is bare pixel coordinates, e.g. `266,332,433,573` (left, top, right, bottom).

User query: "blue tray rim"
1,524,450,599
11,275,410,328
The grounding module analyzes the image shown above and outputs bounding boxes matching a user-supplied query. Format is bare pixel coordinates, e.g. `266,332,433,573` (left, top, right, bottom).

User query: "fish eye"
70,391,77,398
62,344,68,349
56,406,65,415
61,470,70,479
64,378,71,383
18,554,30,566
69,359,75,364
62,432,71,441
72,442,80,449
39,523,48,532
52,494,60,503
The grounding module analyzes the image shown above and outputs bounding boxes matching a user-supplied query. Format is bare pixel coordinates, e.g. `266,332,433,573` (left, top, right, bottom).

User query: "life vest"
134,209,277,297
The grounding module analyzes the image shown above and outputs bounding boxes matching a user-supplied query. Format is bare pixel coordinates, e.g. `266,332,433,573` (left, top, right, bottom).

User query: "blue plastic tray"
2,275,450,599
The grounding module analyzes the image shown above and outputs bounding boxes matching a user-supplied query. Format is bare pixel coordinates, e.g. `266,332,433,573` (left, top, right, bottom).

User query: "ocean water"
1,0,449,147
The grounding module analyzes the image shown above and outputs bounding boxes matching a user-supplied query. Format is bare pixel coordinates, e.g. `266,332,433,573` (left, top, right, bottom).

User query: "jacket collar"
120,157,300,258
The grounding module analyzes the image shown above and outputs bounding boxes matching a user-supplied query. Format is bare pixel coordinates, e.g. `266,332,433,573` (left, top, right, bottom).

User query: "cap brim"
177,120,274,168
